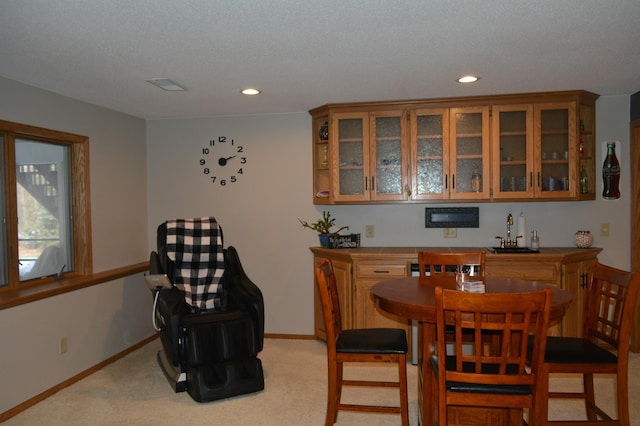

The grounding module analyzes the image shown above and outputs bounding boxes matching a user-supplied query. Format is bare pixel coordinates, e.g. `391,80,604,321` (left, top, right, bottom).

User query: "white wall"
0,77,153,414
146,114,319,335
146,95,631,336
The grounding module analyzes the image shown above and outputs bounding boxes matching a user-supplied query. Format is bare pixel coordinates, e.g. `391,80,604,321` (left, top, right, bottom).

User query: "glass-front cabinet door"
332,112,369,202
411,108,449,200
491,105,534,199
534,102,576,198
449,107,490,199
331,111,408,202
370,111,408,201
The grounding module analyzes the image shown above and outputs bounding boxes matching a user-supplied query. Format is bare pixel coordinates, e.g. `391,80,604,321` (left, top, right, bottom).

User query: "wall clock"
199,136,247,186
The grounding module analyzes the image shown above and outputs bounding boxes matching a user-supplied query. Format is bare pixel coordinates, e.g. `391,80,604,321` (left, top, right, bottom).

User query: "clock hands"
218,155,236,166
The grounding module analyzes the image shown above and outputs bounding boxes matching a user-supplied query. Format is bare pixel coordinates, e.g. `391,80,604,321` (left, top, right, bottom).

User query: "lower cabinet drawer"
356,263,408,279
486,261,559,284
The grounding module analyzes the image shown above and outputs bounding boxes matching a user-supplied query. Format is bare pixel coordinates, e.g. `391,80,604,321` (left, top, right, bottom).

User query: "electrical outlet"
443,228,457,238
365,225,374,238
600,223,610,237
59,337,67,354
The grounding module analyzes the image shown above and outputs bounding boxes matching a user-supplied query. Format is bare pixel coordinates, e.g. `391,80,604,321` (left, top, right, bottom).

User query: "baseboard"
264,333,316,340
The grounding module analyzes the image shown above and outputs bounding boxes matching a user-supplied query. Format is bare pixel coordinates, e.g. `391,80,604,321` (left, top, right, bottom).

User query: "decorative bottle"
602,141,620,199
471,168,481,192
530,230,539,250
318,121,329,141
580,165,589,194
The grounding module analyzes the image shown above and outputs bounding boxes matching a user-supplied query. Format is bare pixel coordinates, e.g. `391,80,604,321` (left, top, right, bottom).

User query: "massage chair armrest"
156,286,190,366
224,247,265,351
150,247,175,279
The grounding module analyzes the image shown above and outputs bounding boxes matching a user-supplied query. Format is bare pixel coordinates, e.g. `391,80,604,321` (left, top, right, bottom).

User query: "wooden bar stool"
315,260,409,426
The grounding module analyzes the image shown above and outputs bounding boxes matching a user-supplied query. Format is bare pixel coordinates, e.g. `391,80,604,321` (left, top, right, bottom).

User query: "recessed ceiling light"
241,88,261,95
146,78,186,91
457,75,479,84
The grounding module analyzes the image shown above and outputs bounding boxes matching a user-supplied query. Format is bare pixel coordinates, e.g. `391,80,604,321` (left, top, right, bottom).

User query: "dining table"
370,275,573,426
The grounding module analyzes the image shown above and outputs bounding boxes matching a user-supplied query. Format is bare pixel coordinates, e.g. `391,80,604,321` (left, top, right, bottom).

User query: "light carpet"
5,338,640,425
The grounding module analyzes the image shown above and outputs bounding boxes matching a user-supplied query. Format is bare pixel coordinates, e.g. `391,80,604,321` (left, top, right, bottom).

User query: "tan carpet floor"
5,338,640,425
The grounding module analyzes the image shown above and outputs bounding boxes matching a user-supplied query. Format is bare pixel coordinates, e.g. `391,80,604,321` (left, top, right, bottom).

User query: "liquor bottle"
578,120,585,157
602,141,620,199
580,165,589,194
578,134,585,157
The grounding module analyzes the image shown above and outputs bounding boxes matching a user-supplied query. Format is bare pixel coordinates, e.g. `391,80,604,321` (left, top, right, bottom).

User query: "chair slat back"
418,251,485,281
435,287,552,387
315,261,342,350
585,262,640,353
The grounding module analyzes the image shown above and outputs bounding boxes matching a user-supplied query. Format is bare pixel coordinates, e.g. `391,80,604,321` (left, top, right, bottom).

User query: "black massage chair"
147,217,264,402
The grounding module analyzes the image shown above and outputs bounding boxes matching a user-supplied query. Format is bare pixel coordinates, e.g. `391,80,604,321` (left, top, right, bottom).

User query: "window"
0,120,91,289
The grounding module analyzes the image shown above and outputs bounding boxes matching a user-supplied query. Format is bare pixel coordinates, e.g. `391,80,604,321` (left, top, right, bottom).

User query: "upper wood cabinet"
327,111,409,202
309,90,598,204
449,107,491,200
410,107,491,200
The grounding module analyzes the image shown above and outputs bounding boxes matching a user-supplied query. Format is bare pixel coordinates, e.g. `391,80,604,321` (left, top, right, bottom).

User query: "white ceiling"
1,0,639,120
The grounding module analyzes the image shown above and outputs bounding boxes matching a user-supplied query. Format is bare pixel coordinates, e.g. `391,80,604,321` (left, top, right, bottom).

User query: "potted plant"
298,211,349,247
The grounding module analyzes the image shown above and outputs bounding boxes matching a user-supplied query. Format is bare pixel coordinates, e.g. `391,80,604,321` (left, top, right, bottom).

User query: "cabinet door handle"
529,172,533,188
365,176,368,191
537,172,541,188
580,272,589,288
452,174,456,189
445,175,448,189
371,176,375,192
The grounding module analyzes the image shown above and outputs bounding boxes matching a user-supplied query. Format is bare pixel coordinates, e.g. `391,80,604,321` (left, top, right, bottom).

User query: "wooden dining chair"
432,286,553,426
534,261,640,425
418,251,485,281
315,260,409,426
419,251,487,343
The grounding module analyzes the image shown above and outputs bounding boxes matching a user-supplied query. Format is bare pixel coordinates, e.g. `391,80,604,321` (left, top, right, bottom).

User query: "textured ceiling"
1,0,639,119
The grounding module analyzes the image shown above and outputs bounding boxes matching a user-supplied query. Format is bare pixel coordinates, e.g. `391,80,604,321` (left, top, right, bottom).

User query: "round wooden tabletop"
371,276,572,323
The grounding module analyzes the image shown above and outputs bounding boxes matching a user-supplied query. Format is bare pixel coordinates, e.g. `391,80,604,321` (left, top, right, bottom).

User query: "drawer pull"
373,270,390,274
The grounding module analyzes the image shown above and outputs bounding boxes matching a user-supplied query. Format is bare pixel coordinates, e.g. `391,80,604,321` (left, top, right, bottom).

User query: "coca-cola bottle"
602,141,620,199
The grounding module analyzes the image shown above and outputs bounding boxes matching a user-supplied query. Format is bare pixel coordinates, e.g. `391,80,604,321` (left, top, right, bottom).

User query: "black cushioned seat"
336,328,407,354
430,355,531,395
529,335,618,365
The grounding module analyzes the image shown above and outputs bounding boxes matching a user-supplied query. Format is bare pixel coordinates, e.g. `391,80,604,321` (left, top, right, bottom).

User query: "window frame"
1,119,92,290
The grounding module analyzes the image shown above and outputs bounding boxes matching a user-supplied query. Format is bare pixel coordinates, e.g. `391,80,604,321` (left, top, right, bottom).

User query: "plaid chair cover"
165,217,225,311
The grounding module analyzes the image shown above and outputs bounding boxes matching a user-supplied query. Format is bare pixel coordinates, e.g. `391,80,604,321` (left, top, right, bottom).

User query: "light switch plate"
443,228,457,238
365,225,374,238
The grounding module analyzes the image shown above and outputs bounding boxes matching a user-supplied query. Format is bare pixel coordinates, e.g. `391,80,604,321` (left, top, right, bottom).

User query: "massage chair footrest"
186,357,264,402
